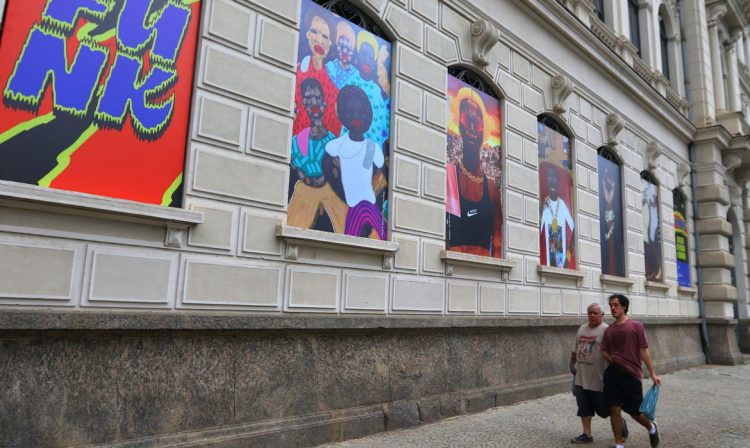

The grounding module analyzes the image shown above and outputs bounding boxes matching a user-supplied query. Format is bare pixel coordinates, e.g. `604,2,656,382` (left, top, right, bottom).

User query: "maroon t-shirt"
601,319,649,379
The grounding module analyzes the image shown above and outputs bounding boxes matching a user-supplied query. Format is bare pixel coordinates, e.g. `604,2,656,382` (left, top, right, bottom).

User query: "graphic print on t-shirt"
576,334,598,365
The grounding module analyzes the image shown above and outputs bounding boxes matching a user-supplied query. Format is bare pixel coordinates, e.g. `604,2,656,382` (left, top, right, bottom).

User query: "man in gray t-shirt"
569,303,627,444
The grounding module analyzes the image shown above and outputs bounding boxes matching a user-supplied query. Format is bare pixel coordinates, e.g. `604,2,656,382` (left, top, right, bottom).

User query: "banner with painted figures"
0,0,202,207
673,189,690,287
642,177,663,282
538,122,576,269
445,75,503,258
598,154,625,277
288,0,391,240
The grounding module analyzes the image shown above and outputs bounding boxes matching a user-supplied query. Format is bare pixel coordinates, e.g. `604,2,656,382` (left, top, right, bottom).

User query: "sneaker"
570,433,593,444
649,421,660,447
622,418,629,441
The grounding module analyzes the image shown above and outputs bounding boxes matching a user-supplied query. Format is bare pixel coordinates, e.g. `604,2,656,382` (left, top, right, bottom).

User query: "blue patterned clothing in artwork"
325,60,360,89
347,77,390,146
291,130,336,178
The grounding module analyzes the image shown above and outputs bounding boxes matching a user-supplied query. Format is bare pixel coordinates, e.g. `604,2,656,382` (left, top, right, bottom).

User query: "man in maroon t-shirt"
601,294,662,448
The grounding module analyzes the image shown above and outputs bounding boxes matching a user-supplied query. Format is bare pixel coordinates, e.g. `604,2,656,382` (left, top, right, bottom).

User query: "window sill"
677,286,697,296
536,265,586,286
276,225,400,268
644,280,670,292
440,250,516,279
0,181,203,246
600,274,635,290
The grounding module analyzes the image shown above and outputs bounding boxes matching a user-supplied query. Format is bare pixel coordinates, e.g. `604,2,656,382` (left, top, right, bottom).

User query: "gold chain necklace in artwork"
458,158,483,183
550,198,560,233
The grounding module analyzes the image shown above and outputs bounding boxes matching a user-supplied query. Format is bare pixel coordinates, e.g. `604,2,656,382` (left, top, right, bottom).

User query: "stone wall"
0,315,704,447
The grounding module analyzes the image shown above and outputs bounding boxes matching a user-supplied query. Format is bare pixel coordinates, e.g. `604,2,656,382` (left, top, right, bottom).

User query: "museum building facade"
0,0,748,446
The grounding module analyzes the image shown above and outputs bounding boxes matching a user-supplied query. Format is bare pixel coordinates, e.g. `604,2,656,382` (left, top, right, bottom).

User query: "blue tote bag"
639,385,660,421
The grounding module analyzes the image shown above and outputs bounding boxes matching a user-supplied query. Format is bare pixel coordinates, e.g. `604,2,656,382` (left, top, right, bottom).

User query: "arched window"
628,0,641,56
538,115,576,269
445,67,504,258
641,171,663,282
659,13,670,80
288,0,392,240
598,148,625,277
672,188,690,287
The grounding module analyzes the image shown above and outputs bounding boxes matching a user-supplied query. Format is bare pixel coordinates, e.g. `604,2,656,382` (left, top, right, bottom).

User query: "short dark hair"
608,294,629,314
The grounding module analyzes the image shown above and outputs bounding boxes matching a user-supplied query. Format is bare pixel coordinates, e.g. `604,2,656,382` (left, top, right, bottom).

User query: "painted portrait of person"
538,121,576,269
673,189,690,287
642,176,663,282
598,154,625,277
445,75,503,258
289,0,391,240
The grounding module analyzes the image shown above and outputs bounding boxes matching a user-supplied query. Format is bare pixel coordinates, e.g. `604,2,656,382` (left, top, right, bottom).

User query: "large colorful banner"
287,0,391,240
445,75,503,258
0,0,201,207
598,154,624,277
673,189,690,287
642,177,663,282
538,122,576,269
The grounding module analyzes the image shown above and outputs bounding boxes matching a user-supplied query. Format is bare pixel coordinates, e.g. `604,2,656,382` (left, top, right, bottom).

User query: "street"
320,364,750,447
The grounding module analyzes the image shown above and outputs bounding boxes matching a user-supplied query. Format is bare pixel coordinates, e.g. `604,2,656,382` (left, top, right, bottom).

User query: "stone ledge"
644,280,670,291
537,265,585,286
600,274,635,288
441,251,516,279
0,309,702,331
0,180,203,226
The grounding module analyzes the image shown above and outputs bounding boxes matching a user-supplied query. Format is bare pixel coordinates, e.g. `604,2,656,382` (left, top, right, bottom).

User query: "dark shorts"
603,365,643,416
574,386,610,418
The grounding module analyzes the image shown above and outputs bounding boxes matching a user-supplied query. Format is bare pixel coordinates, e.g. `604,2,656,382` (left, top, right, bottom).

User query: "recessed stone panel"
506,221,538,254
447,280,477,313
422,165,445,202
424,92,448,130
287,267,339,310
479,283,506,313
386,5,424,48
193,148,287,206
506,102,537,139
0,243,76,300
89,251,174,304
396,117,446,163
541,288,561,315
394,194,445,237
393,234,419,271
506,160,538,196
422,240,445,274
184,260,281,306
188,205,235,250
398,45,446,94
343,272,388,311
256,16,297,68
507,285,541,314
243,0,299,25
196,95,246,147
392,275,444,312
250,111,293,160
203,45,294,112
425,27,457,63
208,0,254,48
242,211,282,255
394,154,420,193
396,80,423,120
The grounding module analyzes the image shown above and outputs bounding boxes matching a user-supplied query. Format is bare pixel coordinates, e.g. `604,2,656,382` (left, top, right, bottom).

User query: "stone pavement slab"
319,364,750,447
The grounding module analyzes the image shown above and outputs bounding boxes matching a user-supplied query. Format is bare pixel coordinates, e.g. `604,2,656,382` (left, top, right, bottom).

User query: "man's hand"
652,374,661,386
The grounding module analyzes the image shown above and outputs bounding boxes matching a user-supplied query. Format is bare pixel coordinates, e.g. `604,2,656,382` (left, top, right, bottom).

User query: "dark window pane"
591,0,605,21
314,0,387,38
628,0,641,55
448,66,499,99
660,15,670,80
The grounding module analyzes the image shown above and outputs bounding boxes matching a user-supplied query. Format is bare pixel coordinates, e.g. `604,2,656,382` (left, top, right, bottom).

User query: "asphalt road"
319,363,750,448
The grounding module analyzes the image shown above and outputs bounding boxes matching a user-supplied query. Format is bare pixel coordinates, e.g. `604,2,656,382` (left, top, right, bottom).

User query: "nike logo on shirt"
467,209,478,217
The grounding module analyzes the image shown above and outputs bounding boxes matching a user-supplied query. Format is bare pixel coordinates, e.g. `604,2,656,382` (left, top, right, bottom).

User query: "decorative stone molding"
723,152,742,175
676,162,691,189
550,74,574,115
645,142,663,170
605,113,625,146
470,19,501,68
707,4,728,25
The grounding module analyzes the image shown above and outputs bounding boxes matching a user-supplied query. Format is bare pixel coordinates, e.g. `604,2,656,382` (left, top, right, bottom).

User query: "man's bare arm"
601,350,612,363
641,347,662,386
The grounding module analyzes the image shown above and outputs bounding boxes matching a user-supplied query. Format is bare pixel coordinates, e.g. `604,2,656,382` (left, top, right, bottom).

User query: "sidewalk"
319,364,750,448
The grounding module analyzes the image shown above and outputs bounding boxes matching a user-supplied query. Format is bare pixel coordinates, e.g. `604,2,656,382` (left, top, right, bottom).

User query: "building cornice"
452,0,695,143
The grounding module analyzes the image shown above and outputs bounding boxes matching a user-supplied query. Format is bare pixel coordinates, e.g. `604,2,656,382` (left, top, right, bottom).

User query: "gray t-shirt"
573,322,609,391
